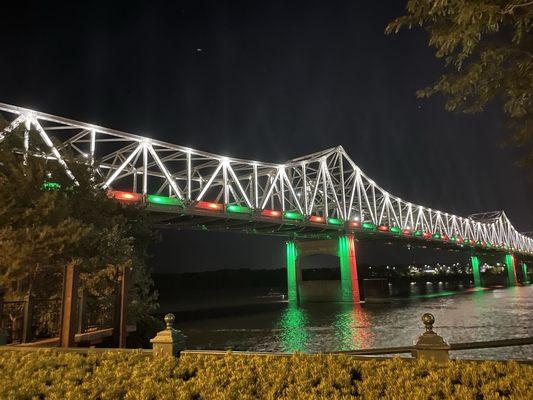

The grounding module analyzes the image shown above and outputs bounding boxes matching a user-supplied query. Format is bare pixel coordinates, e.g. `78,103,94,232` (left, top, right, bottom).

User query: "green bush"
0,350,531,399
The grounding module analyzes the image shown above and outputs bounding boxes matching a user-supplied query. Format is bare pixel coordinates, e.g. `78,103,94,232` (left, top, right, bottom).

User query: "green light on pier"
414,230,423,236
284,211,305,221
432,233,441,239
471,255,481,288
226,204,252,214
147,194,183,206
286,241,298,303
390,226,401,234
327,217,343,225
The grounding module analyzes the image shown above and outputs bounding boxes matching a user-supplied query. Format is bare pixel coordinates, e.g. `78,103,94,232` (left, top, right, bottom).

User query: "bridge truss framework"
1,102,532,256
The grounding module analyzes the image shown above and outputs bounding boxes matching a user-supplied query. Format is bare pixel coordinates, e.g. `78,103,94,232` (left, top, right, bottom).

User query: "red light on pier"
422,232,431,239
262,209,281,218
378,225,389,232
110,191,142,202
441,234,449,241
456,236,464,244
349,220,360,228
196,201,223,211
402,229,411,235
309,215,325,223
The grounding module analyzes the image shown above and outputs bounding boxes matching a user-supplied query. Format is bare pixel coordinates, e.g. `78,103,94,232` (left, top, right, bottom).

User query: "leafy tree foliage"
0,115,158,330
387,1,533,170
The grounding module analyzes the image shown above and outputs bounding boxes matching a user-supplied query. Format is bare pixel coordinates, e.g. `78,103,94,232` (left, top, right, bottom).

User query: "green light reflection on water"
411,290,458,299
278,304,309,352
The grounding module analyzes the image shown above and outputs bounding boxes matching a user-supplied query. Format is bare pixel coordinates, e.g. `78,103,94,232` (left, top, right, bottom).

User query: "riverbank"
1,350,531,399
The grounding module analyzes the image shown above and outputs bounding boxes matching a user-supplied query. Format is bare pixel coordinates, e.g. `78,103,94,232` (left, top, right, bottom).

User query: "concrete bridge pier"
285,234,360,304
504,253,518,286
522,261,530,284
470,255,482,288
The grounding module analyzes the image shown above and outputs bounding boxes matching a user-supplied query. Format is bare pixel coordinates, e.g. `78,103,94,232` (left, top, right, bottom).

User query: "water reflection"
175,285,533,360
332,303,373,350
278,304,309,352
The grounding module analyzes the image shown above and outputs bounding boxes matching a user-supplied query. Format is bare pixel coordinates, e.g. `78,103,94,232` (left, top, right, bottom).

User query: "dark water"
170,285,533,360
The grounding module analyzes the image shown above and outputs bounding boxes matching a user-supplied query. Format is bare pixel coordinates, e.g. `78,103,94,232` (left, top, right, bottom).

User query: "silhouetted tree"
387,1,532,172
0,116,158,332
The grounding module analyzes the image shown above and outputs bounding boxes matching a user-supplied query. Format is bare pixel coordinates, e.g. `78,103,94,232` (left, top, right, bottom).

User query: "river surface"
169,285,533,360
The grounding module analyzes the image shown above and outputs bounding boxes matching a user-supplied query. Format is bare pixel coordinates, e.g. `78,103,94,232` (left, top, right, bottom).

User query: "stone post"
412,313,450,362
150,314,186,357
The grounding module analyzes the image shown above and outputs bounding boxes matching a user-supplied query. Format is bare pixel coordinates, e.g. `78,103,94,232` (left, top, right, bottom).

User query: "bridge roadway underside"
153,205,533,304
147,205,514,256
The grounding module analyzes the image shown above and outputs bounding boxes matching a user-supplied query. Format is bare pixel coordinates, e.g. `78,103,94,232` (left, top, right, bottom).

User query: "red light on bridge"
262,209,281,218
456,236,464,244
310,215,325,223
196,201,223,211
110,191,142,202
441,234,449,241
422,232,431,239
349,220,360,228
378,225,389,232
402,229,411,235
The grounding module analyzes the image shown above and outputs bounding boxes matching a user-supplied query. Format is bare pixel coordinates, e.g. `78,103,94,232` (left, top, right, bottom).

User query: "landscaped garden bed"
0,349,531,399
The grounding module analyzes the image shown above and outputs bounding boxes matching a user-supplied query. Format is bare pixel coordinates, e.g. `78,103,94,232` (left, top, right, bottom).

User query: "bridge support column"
504,253,518,286
338,235,360,302
522,262,529,284
470,255,482,288
286,241,299,304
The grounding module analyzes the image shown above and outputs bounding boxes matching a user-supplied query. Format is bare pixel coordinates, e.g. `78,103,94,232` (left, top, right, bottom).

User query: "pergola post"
21,291,34,343
113,265,129,348
59,263,79,347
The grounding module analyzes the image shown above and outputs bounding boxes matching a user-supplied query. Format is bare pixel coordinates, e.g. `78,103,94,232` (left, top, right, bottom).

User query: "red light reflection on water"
333,303,373,350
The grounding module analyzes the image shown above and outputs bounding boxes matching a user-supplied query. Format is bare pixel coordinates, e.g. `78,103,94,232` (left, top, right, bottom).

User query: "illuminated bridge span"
1,102,531,303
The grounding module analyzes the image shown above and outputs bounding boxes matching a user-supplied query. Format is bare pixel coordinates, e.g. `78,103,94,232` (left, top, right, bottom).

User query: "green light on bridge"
390,226,401,234
432,233,441,239
284,211,305,221
42,182,61,191
414,230,423,236
327,217,343,225
226,204,252,214
362,222,376,231
147,195,183,206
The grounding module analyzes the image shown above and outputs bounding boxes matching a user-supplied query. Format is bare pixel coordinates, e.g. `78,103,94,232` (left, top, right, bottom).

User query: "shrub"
0,350,531,399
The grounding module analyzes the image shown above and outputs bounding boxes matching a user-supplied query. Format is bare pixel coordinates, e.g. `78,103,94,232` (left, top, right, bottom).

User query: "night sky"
1,1,531,272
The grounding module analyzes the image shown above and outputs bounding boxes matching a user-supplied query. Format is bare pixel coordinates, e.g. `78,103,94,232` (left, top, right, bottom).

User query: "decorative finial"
421,313,435,332
164,313,175,329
